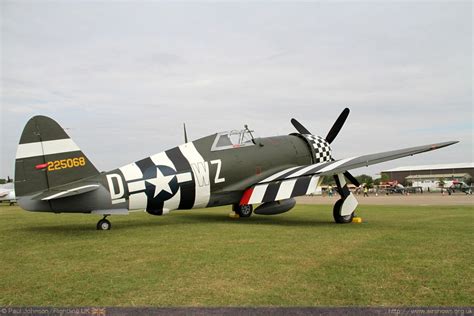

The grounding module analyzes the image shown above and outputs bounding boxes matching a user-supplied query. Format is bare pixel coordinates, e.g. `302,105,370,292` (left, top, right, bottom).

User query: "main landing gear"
332,173,358,224
333,199,354,224
233,204,253,218
97,215,111,230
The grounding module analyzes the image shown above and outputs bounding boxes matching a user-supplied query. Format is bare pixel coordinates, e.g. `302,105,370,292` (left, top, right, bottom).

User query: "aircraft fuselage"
20,133,314,214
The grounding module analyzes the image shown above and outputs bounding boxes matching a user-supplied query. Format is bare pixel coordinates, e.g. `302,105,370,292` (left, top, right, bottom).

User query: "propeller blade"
325,108,350,144
344,171,360,187
291,118,311,134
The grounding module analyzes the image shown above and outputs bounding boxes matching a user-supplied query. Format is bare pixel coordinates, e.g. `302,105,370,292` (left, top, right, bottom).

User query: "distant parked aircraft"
447,181,472,195
0,179,16,205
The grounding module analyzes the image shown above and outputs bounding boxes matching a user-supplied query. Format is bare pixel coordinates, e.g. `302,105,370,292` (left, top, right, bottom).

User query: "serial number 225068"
47,157,86,171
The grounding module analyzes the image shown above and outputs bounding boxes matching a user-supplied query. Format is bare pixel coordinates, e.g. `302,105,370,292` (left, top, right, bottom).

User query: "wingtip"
444,140,459,146
431,141,459,150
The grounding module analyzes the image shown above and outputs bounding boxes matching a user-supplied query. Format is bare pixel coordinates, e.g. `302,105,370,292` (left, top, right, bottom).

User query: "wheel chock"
352,217,363,223
228,212,240,219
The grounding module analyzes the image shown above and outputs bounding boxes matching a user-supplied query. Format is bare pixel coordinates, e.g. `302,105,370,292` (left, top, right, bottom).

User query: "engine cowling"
254,198,296,215
300,134,333,163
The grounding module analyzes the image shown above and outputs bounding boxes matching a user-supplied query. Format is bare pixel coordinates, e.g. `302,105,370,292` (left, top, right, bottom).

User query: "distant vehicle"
380,181,406,195
0,182,16,205
447,181,472,195
405,186,423,194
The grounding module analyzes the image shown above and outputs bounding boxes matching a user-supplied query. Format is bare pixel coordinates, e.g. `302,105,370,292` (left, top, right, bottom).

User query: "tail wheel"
233,204,253,218
333,199,354,224
97,218,111,230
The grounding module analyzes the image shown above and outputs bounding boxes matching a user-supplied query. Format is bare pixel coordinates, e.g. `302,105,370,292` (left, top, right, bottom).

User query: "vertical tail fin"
14,116,99,197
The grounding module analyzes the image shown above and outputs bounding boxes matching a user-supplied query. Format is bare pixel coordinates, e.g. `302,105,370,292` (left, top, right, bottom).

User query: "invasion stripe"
275,179,297,201
166,147,195,209
178,143,210,208
248,184,268,204
164,188,181,212
278,161,332,181
306,176,320,195
291,176,312,197
300,161,333,177
119,163,143,182
129,192,147,210
286,164,322,178
262,182,280,203
260,166,301,183
150,152,175,169
317,157,355,173
16,139,80,159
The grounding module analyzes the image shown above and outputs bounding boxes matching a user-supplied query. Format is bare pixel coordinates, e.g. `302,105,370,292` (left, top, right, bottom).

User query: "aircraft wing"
240,141,457,205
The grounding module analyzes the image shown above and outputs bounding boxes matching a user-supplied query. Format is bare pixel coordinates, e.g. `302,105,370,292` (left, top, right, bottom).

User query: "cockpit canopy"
211,129,255,151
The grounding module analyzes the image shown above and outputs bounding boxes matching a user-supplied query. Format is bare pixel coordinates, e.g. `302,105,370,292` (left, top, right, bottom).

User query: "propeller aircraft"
14,108,457,230
0,177,16,206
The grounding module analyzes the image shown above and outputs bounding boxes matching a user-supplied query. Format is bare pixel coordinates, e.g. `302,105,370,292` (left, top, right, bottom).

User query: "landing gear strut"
233,204,253,218
97,215,111,230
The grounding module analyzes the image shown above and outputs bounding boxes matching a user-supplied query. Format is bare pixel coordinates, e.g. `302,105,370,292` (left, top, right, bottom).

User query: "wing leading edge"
240,141,458,205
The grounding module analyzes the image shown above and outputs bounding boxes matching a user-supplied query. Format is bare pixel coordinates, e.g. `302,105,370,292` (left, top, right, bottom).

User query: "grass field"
0,204,472,307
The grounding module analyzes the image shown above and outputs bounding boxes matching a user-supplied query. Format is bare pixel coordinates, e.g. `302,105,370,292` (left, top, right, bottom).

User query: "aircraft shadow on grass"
24,212,335,234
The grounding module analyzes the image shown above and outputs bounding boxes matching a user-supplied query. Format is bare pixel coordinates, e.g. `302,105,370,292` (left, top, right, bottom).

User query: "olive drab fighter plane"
14,108,457,230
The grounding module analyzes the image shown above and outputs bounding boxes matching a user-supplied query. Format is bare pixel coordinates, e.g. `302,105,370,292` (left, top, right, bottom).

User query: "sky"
1,1,472,178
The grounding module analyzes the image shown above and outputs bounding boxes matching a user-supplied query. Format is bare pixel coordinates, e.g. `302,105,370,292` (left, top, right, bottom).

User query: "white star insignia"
146,168,175,198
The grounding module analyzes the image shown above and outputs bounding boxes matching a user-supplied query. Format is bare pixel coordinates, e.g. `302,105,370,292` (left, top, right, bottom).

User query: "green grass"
0,204,472,307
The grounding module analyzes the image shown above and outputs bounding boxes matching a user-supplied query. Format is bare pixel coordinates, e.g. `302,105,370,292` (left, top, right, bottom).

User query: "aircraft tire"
97,218,111,230
333,199,354,224
233,204,253,218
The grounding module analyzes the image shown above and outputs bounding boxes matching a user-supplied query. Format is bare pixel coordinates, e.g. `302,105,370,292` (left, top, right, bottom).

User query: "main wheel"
233,204,253,218
333,199,354,224
97,219,111,230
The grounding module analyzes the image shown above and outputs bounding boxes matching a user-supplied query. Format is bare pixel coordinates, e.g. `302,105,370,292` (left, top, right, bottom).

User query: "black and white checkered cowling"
302,134,332,163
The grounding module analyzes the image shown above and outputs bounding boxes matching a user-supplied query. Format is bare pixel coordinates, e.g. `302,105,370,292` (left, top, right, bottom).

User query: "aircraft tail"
14,116,100,197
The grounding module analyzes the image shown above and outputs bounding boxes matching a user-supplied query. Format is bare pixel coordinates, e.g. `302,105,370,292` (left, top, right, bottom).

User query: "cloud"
1,1,472,177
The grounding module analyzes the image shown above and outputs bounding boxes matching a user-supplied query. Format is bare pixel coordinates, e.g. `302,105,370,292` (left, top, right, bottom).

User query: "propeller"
291,108,360,187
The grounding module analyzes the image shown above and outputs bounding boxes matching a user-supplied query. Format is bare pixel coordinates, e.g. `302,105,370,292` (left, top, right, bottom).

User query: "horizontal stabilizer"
91,209,129,215
33,183,100,201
